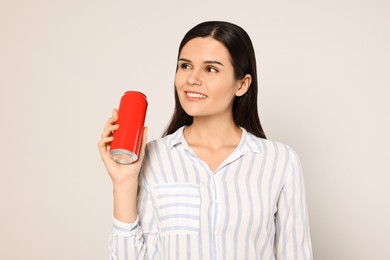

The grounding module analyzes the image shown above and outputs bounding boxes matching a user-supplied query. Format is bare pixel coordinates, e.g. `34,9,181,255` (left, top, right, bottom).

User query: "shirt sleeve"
274,148,313,260
109,175,159,260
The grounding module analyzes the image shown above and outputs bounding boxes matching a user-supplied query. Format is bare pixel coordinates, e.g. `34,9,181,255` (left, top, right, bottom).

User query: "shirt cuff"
112,216,140,237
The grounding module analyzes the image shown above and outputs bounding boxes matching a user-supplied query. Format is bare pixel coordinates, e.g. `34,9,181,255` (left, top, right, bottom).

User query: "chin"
183,110,200,117
182,108,204,117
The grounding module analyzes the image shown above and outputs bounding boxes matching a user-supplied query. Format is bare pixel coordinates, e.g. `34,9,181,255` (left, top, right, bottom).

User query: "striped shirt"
109,126,313,260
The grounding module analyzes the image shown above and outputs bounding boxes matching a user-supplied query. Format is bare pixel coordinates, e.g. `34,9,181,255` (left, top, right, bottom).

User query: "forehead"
179,37,232,63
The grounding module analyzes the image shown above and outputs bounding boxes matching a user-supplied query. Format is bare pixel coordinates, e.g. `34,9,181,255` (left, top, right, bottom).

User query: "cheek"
174,72,185,88
174,75,184,99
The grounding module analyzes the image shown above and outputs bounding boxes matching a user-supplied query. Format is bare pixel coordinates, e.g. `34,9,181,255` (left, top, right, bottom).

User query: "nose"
187,69,202,86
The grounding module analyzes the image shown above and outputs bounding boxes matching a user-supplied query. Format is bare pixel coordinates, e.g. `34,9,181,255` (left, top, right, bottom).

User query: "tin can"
110,91,148,164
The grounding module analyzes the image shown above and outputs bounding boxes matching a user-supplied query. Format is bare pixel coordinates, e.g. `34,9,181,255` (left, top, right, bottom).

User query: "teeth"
186,92,207,99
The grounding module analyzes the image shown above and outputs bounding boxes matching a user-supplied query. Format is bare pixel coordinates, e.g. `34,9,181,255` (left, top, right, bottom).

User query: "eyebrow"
178,58,224,66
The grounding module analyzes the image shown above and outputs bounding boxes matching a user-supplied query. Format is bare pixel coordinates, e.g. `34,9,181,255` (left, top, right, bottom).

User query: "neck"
184,116,242,149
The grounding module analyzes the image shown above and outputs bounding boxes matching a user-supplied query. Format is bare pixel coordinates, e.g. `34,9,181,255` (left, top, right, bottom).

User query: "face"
175,37,250,120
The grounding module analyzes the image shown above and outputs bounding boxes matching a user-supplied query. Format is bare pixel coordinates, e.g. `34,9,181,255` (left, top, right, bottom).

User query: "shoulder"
145,127,183,155
245,131,300,162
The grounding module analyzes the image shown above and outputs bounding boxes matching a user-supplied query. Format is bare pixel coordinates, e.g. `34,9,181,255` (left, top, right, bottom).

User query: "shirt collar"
168,126,262,154
168,126,188,149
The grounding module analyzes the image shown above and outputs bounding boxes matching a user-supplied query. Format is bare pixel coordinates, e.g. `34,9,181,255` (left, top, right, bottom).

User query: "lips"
185,91,207,99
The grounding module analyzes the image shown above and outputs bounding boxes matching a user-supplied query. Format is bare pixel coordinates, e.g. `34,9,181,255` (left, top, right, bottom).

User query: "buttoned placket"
179,128,249,260
211,171,222,260
185,145,248,260
185,148,219,260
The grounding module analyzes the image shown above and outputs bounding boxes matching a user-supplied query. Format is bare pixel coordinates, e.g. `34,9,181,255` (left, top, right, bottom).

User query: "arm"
98,109,157,259
274,148,313,260
109,176,159,260
98,109,142,223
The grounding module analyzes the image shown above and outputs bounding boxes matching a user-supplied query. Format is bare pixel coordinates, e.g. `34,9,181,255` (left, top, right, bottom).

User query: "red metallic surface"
110,91,148,164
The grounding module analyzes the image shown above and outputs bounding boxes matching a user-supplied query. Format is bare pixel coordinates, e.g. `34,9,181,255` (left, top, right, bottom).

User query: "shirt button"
242,150,248,155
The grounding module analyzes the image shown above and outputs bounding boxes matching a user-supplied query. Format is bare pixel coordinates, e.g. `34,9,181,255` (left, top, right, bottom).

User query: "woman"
98,21,313,260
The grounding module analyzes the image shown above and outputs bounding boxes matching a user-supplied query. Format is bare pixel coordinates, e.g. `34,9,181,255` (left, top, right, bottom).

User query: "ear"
235,74,252,97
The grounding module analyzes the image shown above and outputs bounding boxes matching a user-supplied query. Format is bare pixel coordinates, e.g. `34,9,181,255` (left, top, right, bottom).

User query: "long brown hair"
163,21,266,139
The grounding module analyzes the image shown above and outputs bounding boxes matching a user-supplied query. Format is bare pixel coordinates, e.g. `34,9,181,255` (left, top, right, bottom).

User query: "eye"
180,63,192,70
206,66,218,73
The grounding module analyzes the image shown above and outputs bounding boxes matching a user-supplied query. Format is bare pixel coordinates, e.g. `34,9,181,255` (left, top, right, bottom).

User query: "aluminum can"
110,91,148,164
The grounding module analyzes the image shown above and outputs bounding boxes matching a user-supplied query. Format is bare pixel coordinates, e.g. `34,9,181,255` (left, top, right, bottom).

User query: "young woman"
98,21,313,260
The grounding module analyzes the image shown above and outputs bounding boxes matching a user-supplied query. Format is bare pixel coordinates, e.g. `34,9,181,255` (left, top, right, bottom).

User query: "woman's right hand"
98,109,148,186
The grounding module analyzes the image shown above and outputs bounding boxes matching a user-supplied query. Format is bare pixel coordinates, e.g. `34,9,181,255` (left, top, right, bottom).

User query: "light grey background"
1,0,389,259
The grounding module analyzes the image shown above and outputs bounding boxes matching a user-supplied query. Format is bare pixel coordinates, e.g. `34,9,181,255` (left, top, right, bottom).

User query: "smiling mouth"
185,91,207,99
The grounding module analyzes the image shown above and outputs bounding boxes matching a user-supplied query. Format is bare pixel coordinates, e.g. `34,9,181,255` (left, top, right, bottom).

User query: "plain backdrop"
1,0,389,259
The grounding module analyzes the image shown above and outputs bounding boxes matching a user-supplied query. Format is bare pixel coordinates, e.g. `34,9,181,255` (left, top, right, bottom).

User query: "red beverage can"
110,91,148,164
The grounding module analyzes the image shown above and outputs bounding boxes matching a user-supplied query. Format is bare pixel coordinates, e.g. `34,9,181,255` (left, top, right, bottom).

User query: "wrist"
113,180,138,198
112,176,139,189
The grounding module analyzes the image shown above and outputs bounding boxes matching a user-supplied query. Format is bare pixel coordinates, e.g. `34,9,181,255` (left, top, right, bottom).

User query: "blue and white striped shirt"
109,126,313,259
